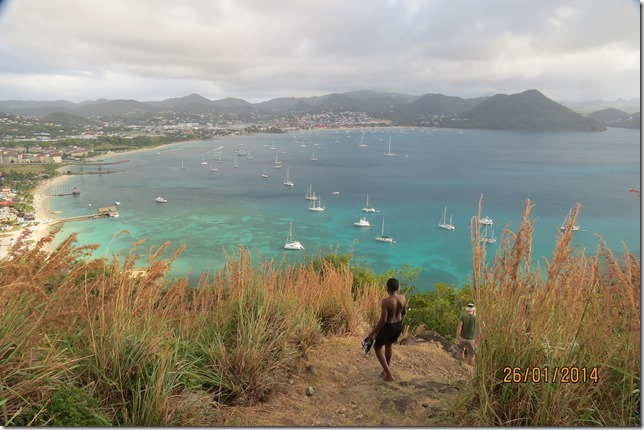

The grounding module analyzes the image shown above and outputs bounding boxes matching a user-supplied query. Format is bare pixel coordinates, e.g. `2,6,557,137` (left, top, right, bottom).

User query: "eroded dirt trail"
224,334,471,426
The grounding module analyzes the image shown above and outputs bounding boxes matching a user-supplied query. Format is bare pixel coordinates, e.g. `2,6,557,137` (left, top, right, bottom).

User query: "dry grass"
466,197,640,426
0,232,383,425
1,198,638,426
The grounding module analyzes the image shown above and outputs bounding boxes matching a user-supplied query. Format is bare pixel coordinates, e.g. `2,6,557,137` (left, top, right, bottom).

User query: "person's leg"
374,345,393,381
385,343,393,366
464,339,475,366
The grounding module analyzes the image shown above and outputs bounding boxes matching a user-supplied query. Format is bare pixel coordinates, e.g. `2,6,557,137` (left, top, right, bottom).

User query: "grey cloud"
0,0,638,102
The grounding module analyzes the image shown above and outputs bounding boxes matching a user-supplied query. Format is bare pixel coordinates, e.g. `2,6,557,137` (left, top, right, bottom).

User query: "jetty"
50,186,80,196
50,206,118,225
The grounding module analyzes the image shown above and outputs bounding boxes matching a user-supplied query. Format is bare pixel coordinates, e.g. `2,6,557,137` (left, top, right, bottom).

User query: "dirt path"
222,334,472,426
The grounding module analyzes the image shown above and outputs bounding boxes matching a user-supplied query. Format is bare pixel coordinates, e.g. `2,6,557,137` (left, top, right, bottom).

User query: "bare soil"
220,333,473,426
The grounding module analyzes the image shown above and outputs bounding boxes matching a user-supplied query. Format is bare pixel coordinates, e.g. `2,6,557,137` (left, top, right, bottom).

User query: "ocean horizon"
45,127,640,291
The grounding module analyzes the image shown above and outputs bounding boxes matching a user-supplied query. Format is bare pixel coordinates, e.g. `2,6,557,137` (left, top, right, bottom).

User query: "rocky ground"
220,331,474,426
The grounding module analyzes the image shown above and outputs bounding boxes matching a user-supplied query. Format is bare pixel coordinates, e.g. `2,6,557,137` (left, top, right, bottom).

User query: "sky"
0,0,640,103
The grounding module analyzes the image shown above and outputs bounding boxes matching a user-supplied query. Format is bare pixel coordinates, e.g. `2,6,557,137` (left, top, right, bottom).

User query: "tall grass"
0,232,382,426
467,198,640,426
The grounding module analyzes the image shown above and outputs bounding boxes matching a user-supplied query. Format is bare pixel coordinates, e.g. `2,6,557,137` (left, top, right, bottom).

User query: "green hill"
41,111,93,126
454,89,606,131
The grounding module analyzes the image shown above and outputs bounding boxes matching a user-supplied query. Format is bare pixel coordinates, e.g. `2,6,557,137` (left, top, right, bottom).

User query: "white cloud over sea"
0,0,639,102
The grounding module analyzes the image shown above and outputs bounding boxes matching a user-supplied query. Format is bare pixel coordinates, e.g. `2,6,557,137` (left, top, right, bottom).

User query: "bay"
47,127,640,291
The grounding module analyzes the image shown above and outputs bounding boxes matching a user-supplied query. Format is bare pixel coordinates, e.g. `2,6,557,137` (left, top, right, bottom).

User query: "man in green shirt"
455,303,479,366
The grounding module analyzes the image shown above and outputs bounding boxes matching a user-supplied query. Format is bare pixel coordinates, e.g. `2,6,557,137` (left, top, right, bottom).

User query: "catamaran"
305,184,318,200
559,209,580,232
362,194,376,213
480,226,497,243
478,216,493,225
354,217,371,227
284,222,304,250
438,206,455,230
375,218,394,243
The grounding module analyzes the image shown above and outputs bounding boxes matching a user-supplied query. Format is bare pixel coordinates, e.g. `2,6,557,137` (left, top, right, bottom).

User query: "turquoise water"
48,127,640,291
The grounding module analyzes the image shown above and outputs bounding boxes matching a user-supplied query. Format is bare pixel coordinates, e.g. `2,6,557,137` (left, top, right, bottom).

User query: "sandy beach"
0,168,71,259
0,139,209,260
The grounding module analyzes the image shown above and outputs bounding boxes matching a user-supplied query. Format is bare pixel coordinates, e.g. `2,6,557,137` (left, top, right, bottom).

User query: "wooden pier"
50,186,81,196
50,206,118,225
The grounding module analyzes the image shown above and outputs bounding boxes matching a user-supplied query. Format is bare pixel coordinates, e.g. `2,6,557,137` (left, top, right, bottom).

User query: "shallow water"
48,127,640,291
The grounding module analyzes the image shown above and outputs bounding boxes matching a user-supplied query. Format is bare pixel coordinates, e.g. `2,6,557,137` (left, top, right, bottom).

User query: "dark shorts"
375,321,403,347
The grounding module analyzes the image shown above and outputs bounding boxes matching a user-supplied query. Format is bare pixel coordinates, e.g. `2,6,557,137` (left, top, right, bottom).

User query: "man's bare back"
382,293,406,324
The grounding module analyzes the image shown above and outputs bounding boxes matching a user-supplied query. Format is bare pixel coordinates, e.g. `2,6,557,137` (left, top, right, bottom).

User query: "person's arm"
368,300,388,340
455,321,463,344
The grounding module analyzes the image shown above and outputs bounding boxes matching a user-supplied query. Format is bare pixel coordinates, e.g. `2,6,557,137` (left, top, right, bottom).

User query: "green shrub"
46,386,111,426
405,283,472,340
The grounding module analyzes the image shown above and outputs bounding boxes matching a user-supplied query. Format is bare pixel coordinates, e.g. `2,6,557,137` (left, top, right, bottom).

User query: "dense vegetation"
453,89,606,131
0,198,639,426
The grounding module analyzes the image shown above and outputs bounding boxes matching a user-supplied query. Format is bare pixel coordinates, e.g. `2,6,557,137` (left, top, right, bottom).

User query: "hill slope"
221,333,471,426
455,89,606,131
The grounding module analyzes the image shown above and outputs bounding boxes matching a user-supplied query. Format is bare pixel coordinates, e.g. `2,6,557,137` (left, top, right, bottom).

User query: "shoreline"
18,139,210,259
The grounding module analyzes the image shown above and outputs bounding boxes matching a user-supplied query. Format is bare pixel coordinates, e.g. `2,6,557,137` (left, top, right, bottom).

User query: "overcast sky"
0,0,639,103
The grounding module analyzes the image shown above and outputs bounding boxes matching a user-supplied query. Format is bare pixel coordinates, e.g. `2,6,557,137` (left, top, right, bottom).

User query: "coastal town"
0,107,394,258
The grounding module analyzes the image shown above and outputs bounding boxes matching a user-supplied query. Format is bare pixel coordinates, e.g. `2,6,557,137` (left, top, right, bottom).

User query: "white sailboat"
309,196,325,212
209,161,218,172
283,166,294,186
375,218,394,243
559,209,580,231
311,149,319,161
236,143,247,156
305,184,318,200
358,132,368,147
284,222,304,250
246,149,253,160
180,160,186,170
384,136,398,156
362,194,376,213
201,154,208,165
354,217,370,227
480,226,497,243
273,152,282,169
438,206,455,230
261,165,269,178
233,155,239,168
155,196,168,203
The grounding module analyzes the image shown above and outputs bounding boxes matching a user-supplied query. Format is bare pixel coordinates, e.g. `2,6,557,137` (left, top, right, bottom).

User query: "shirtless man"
365,278,407,381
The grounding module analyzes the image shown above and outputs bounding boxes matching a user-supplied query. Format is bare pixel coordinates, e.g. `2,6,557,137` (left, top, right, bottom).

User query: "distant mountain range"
0,89,639,131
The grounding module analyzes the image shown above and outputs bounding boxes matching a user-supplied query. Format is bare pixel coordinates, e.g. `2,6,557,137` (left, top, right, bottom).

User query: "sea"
46,127,640,292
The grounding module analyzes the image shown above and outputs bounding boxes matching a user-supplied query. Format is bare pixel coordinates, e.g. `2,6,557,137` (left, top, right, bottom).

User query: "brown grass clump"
0,233,382,425
467,197,640,426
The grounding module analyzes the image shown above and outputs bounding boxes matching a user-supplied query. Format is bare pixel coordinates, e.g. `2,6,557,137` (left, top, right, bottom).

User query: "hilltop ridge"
0,89,634,130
